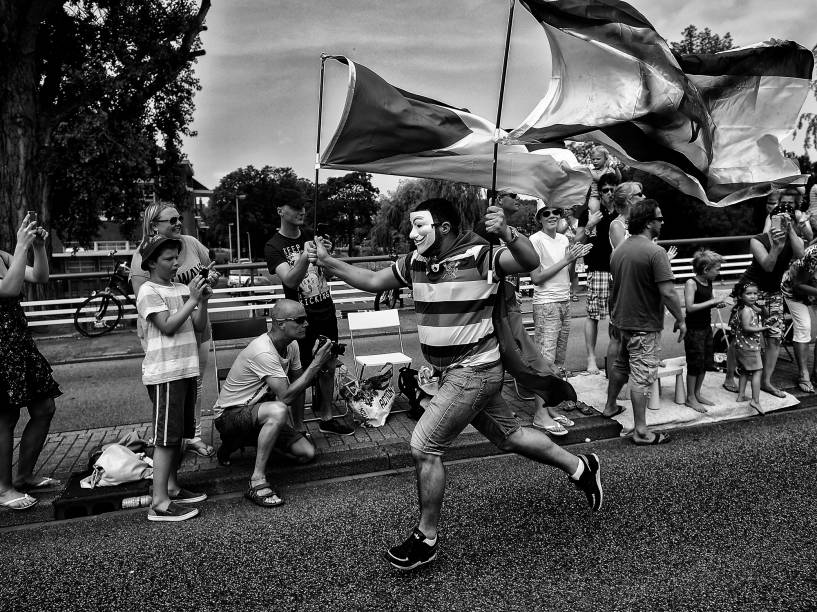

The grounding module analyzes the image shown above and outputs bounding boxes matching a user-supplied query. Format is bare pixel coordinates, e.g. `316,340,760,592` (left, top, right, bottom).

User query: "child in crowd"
587,146,621,212
683,249,727,413
136,235,212,522
730,281,768,414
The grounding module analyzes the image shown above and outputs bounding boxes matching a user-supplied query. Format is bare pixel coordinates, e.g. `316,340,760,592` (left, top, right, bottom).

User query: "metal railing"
23,237,756,329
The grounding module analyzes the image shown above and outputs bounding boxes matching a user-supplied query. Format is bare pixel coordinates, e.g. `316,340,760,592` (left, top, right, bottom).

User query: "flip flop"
632,432,670,446
532,422,569,436
602,404,626,419
0,493,38,511
797,379,815,394
186,441,215,458
16,477,61,491
553,415,575,427
722,382,739,393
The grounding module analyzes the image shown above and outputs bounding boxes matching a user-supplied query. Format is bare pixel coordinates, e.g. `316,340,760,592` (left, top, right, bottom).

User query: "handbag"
339,363,397,427
80,444,154,489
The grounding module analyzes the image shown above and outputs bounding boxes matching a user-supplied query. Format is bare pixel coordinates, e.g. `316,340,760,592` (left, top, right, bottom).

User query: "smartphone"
27,210,38,225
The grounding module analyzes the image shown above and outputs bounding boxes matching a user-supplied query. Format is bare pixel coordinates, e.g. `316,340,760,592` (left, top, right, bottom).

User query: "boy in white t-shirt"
529,202,592,435
136,235,212,522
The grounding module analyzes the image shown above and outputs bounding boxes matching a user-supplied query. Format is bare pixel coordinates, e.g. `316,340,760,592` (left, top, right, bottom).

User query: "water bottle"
120,495,152,509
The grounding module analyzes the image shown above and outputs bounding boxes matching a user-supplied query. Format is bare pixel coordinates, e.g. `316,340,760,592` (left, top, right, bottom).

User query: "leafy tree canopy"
0,1,210,247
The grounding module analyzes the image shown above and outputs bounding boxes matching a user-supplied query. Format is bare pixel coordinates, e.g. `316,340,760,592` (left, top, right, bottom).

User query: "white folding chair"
346,309,412,379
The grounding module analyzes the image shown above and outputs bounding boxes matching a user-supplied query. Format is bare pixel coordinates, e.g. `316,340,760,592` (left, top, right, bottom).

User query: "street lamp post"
235,194,247,260
228,223,234,261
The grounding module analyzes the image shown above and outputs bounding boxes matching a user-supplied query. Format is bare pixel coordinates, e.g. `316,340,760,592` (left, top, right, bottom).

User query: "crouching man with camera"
213,299,334,507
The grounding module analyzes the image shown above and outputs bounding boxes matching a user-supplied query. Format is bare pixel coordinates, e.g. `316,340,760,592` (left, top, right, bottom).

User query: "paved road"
3,407,816,611
20,317,688,436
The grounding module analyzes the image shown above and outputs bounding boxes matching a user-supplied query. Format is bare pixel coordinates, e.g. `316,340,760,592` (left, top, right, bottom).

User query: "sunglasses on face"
155,216,180,225
653,216,664,222
277,316,308,325
538,209,559,218
632,192,644,198
600,187,615,193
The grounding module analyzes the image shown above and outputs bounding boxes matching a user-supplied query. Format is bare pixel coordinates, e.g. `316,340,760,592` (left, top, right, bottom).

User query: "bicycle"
73,250,135,337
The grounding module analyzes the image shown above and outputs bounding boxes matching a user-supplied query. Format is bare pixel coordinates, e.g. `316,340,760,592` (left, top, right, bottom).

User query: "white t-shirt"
529,231,570,304
214,334,302,414
132,235,212,343
136,281,199,385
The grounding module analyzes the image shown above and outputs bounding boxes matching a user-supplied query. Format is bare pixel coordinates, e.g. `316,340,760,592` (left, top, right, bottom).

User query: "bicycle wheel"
373,288,400,311
73,293,123,337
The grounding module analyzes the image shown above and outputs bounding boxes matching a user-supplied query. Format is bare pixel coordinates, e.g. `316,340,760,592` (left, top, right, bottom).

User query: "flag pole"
489,0,516,280
314,53,330,231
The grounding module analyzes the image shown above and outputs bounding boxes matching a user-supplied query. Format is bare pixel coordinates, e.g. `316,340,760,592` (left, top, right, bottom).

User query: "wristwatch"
505,226,519,245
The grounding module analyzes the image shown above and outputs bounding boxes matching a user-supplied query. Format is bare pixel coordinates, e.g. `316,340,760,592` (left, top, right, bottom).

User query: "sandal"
797,379,815,393
186,440,215,458
761,385,787,399
722,381,739,393
632,432,671,446
15,476,61,491
553,415,574,427
244,483,284,508
602,404,626,419
532,422,568,436
0,493,38,511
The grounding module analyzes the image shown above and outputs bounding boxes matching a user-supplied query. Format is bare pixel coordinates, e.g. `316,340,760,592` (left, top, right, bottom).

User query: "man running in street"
308,198,603,571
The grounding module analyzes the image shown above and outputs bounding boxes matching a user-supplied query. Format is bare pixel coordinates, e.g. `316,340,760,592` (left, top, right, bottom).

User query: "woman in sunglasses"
131,202,219,458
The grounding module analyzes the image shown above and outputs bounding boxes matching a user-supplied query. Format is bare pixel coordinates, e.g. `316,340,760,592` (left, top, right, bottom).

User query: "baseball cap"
139,235,183,270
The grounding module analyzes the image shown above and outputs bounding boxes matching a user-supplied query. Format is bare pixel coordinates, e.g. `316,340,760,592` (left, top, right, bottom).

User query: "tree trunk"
0,4,52,252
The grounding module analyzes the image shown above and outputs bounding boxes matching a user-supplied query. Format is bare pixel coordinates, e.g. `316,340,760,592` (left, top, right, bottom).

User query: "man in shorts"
309,198,604,571
576,173,619,374
213,299,333,507
604,199,686,445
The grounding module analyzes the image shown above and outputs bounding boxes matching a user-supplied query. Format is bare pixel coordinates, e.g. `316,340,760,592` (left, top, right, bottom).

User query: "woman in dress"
131,202,219,457
0,214,62,510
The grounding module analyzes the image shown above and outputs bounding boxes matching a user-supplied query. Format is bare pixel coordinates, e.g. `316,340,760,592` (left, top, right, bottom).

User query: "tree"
0,1,210,248
318,172,379,256
669,25,734,55
205,166,312,260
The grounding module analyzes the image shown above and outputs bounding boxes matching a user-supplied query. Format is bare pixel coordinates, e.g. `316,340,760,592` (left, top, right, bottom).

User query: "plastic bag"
339,363,397,427
80,444,154,489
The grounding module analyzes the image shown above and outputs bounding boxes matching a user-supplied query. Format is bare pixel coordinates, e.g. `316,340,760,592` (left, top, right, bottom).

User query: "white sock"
570,458,585,481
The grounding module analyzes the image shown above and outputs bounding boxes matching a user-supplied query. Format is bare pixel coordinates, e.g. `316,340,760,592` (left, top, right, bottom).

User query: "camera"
316,334,346,357
199,267,210,285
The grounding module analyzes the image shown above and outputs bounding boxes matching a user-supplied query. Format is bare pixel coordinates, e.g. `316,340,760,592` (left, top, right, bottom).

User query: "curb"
0,415,621,529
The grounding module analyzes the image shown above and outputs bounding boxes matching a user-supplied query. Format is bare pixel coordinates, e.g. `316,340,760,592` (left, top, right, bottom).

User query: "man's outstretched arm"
308,240,401,292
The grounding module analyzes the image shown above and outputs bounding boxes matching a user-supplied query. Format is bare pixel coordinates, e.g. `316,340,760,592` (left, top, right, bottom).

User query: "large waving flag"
507,0,813,206
681,40,814,206
320,56,591,206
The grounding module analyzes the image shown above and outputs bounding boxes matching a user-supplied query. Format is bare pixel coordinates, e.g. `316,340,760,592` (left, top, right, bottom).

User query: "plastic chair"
346,309,412,379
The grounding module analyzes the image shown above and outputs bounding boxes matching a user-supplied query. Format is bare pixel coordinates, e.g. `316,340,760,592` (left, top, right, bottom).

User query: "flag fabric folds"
508,0,814,206
320,56,591,206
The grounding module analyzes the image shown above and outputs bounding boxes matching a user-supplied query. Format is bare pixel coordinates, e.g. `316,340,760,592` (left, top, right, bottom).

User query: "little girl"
730,281,768,414
683,249,726,413
587,146,621,212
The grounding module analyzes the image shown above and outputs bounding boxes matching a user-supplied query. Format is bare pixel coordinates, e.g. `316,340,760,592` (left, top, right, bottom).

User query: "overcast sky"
182,0,817,194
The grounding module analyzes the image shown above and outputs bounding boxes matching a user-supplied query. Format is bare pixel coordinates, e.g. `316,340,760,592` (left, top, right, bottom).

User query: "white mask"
409,211,437,255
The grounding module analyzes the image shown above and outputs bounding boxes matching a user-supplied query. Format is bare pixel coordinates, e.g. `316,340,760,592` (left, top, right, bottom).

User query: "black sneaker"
170,488,207,504
385,528,438,571
318,419,355,436
147,502,199,522
573,453,603,511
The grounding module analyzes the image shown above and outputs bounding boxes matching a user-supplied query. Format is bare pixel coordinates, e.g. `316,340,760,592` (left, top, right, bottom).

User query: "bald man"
213,299,333,507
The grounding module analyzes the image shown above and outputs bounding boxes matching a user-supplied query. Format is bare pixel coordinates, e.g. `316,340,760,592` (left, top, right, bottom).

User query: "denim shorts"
410,362,520,456
214,403,302,450
533,301,570,367
611,328,660,394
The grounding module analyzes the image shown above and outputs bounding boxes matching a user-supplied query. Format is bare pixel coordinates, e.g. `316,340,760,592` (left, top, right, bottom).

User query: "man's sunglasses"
276,316,308,325
653,216,664,222
155,216,181,225
600,187,615,193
